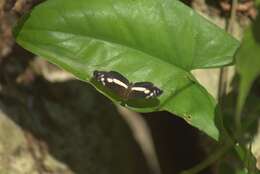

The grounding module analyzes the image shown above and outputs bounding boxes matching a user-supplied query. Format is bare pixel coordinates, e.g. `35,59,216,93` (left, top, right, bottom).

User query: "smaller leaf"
256,1,260,6
236,11,260,116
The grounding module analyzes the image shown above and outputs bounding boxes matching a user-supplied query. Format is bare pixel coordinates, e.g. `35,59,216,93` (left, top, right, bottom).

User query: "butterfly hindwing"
132,82,154,87
128,82,162,99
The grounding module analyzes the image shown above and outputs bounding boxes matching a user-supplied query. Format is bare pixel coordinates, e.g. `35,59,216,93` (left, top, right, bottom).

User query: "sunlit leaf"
14,0,239,139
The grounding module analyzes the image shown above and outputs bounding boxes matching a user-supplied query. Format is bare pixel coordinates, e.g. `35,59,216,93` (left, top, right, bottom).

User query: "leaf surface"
14,0,240,139
236,11,260,116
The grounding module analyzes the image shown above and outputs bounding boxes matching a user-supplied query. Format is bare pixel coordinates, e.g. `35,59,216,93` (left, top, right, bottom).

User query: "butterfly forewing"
93,71,129,98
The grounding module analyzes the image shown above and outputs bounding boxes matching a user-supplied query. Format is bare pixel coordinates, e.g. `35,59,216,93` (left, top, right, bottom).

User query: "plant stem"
228,0,238,33
228,0,243,138
218,0,238,102
217,68,228,105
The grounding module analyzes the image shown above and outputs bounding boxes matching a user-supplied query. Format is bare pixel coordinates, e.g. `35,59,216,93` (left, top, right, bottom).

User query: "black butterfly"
93,70,163,100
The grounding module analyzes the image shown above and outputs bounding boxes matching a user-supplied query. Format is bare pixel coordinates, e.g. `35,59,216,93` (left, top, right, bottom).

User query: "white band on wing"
112,79,128,89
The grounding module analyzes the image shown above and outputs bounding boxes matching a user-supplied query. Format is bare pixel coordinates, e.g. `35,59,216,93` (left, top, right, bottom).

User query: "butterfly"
93,70,163,100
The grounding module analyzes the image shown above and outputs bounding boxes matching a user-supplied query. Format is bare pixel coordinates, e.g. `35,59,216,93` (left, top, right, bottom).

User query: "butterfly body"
93,70,163,100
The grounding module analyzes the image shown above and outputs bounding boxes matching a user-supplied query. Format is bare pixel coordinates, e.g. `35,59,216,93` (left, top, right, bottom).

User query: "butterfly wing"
93,71,129,98
93,71,163,100
109,71,129,84
132,82,154,87
128,82,162,99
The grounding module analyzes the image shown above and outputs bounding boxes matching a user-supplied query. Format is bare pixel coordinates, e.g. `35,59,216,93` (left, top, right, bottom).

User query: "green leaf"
256,0,260,7
236,11,260,117
14,0,239,140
